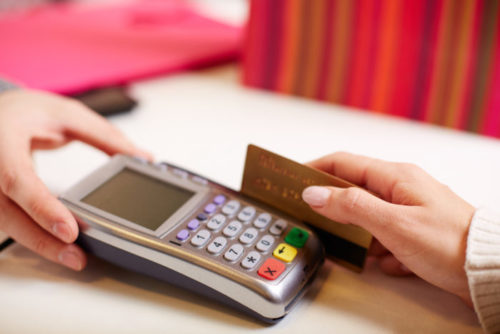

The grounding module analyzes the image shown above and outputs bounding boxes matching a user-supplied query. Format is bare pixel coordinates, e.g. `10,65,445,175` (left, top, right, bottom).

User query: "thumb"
302,186,401,236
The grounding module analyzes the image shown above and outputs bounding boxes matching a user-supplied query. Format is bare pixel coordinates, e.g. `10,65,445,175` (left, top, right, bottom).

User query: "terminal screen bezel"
82,168,195,232
61,157,209,237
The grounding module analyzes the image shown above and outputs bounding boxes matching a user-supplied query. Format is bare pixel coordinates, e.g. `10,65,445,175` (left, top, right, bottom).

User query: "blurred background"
1,0,499,136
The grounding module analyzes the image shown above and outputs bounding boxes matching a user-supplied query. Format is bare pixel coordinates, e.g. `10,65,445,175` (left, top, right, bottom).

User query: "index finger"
59,100,153,160
307,152,429,201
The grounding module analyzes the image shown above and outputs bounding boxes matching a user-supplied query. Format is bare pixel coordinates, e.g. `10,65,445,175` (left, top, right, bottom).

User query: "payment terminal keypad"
172,193,309,282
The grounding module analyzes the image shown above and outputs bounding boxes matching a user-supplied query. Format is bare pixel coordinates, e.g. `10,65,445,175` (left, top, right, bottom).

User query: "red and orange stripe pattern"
243,0,500,137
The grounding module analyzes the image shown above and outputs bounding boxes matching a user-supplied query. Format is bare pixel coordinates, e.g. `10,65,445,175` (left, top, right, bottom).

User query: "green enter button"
284,227,309,248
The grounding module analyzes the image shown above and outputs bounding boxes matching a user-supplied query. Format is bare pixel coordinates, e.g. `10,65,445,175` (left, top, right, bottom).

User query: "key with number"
207,236,228,254
254,213,272,229
222,200,240,216
239,227,258,244
207,214,226,231
224,244,244,262
191,229,211,247
238,206,256,222
256,235,274,252
222,220,242,238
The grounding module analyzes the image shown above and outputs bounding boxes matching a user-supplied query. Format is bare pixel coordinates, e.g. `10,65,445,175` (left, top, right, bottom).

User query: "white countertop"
1,64,496,333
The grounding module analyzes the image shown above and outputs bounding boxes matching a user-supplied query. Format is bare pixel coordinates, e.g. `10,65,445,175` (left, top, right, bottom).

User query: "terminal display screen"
82,168,194,231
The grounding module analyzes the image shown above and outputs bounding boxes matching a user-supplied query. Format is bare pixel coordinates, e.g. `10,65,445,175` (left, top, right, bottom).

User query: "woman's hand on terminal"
302,152,475,304
0,89,151,271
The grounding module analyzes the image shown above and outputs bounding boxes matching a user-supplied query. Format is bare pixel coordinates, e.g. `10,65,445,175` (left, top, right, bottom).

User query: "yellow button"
272,243,297,263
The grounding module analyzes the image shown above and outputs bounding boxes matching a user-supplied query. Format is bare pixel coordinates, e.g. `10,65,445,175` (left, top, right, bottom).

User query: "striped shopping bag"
243,0,500,137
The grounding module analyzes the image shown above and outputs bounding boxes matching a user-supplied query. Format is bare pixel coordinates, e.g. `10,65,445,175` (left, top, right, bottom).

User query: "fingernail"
302,186,332,207
58,250,83,271
52,222,72,243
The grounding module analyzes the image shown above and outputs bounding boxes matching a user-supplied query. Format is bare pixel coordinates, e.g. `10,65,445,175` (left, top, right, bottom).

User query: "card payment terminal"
59,155,324,323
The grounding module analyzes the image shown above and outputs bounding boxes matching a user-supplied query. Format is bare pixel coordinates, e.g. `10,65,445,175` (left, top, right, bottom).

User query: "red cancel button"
257,258,286,280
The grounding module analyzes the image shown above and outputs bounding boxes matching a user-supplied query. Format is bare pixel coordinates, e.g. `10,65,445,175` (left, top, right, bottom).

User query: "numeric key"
207,214,226,230
238,206,256,222
190,229,211,247
256,235,274,252
222,200,240,216
253,213,272,229
222,220,242,238
224,244,244,262
239,227,258,245
207,236,228,254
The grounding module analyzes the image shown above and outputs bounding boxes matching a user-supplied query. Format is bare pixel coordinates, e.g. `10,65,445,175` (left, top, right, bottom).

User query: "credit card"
241,144,372,272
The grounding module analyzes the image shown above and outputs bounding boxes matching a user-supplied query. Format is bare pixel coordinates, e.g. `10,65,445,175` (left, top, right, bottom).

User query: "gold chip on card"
241,144,372,271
